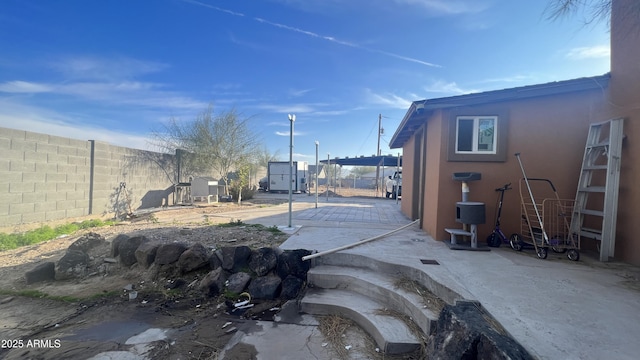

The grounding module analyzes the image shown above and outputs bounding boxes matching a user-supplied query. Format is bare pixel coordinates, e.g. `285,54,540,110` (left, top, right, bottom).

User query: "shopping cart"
509,153,580,261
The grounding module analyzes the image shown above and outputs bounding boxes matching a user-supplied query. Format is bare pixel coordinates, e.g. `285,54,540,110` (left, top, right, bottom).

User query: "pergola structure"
319,155,402,167
319,155,402,196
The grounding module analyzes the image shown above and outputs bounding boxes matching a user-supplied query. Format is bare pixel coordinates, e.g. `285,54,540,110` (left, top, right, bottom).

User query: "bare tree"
546,0,640,38
545,0,612,24
256,146,281,173
350,166,377,178
151,105,261,194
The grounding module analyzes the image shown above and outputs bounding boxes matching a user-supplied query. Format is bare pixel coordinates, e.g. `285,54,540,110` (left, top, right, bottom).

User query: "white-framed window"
455,116,497,154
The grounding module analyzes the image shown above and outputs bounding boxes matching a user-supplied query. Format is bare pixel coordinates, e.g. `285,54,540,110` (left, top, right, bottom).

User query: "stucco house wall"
393,0,640,265
399,133,415,217
603,0,640,264
405,90,608,244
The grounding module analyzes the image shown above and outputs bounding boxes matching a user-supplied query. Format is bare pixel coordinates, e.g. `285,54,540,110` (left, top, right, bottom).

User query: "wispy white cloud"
307,109,351,116
365,89,415,109
0,100,152,150
565,45,610,60
289,88,313,97
393,0,488,15
275,130,306,136
477,75,536,84
0,53,206,111
272,0,487,16
184,1,440,68
182,0,245,17
49,55,169,81
293,152,314,160
256,103,319,113
0,80,53,93
0,80,207,110
424,80,478,95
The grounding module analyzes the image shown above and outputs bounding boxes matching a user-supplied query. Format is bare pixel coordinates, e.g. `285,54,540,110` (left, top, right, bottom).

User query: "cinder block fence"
0,127,177,227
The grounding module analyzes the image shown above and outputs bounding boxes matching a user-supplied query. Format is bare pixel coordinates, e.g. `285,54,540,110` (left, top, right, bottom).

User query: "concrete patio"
214,193,640,359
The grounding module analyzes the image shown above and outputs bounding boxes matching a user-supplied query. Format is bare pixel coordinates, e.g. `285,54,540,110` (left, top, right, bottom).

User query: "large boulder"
249,247,278,276
55,250,90,280
209,252,222,270
429,302,533,359
247,275,282,300
135,242,159,268
25,262,55,284
68,232,106,253
219,246,251,272
226,272,252,294
178,243,210,273
118,236,148,267
110,234,130,257
277,249,312,279
155,243,188,265
281,275,304,300
199,267,227,297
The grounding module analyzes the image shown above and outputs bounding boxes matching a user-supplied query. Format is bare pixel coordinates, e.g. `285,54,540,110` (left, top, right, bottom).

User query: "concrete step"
300,288,421,354
307,265,438,335
311,251,469,305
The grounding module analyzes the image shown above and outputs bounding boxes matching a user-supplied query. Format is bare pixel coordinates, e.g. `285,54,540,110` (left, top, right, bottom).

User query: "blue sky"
0,0,609,163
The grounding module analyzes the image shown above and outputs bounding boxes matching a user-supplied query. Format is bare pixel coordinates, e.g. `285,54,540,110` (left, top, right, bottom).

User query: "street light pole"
315,141,319,209
326,153,330,202
288,114,296,228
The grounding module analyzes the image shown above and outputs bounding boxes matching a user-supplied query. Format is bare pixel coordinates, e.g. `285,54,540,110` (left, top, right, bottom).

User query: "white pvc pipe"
301,219,420,261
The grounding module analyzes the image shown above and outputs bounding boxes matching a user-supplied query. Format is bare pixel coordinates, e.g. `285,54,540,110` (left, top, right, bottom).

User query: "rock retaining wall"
25,233,312,301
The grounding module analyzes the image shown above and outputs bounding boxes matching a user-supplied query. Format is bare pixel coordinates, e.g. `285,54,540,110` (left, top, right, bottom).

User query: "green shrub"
0,219,113,252
218,219,245,228
229,185,256,201
20,226,56,246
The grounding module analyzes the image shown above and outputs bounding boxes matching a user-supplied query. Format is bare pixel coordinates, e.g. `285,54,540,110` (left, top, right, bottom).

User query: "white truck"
385,171,402,199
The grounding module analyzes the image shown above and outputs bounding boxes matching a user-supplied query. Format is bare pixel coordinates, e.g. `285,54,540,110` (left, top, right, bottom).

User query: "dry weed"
374,308,428,359
318,315,354,359
394,278,446,313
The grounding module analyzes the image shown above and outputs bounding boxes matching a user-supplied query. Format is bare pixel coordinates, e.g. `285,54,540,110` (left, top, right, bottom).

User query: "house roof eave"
388,73,611,149
389,101,428,149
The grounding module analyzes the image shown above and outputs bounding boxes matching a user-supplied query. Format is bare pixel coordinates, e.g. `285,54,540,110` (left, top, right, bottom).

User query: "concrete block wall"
90,141,176,217
0,127,177,227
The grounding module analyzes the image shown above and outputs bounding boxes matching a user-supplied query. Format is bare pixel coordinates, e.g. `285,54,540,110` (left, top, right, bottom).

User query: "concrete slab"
218,194,640,359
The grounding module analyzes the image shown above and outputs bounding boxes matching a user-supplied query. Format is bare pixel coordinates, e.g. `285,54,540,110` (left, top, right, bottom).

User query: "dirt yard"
0,196,303,359
0,189,391,360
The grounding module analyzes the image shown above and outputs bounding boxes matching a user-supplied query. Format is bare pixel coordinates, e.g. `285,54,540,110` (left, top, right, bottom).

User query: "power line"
355,116,378,156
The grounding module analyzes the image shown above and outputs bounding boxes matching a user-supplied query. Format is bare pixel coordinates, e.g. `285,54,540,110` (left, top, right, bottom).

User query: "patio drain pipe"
301,219,420,261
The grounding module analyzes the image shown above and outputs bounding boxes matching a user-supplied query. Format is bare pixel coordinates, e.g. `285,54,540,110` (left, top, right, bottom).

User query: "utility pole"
288,114,295,228
377,113,382,156
375,114,382,195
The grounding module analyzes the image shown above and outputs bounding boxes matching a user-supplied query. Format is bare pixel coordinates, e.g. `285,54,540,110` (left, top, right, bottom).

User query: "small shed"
191,177,220,203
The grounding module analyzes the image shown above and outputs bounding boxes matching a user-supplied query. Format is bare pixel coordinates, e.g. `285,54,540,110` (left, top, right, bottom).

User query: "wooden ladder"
570,118,624,261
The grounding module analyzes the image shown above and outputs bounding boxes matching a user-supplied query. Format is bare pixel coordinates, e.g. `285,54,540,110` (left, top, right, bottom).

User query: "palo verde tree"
151,105,261,195
229,159,253,204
